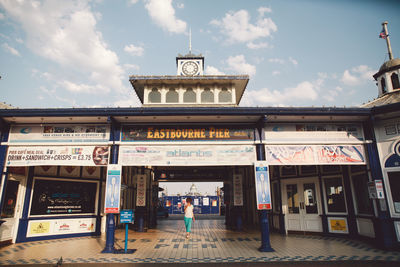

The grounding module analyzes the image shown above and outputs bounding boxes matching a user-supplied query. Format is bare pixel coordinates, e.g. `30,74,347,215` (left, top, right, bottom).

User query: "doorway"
282,177,322,233
0,174,26,244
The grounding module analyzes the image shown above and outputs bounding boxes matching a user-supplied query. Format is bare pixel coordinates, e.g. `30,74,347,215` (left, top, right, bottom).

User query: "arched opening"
149,88,161,103
184,88,196,103
201,88,214,103
166,88,179,103
381,78,387,94
391,73,400,89
219,88,232,103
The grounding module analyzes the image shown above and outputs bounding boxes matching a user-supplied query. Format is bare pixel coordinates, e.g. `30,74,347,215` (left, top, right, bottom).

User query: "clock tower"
176,29,204,76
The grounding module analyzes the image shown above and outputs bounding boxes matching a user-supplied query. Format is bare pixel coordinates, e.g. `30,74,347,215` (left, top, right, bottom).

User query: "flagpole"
382,21,393,60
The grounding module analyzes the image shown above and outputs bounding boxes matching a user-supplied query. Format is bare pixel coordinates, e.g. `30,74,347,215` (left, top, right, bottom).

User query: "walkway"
0,216,399,265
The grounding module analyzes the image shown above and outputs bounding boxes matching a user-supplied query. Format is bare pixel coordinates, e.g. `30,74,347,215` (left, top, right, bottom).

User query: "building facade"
0,47,399,250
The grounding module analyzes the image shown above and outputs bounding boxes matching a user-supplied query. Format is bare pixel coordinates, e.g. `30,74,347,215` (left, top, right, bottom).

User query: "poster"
328,217,348,233
30,178,98,216
265,145,365,165
203,197,209,206
104,165,122,213
136,175,146,207
9,125,109,144
233,174,243,206
6,146,109,166
254,161,272,210
27,218,96,237
119,145,256,166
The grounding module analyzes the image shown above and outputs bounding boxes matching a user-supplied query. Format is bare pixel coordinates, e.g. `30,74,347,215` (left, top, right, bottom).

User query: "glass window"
148,88,161,103
351,172,373,214
286,184,299,214
391,73,400,89
184,88,196,103
303,183,318,214
388,171,400,213
381,78,387,93
219,88,231,103
201,88,214,103
272,182,281,212
324,177,346,213
166,88,178,103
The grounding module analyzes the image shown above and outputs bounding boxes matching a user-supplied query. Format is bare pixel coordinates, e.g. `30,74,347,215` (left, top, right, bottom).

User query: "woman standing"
184,197,195,239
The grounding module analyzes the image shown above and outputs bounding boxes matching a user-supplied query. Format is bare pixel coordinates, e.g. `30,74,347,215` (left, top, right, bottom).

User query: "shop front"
1,124,110,243
263,123,375,238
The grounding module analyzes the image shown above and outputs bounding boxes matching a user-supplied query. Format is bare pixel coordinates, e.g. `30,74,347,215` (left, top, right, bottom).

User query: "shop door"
0,176,25,243
283,178,322,233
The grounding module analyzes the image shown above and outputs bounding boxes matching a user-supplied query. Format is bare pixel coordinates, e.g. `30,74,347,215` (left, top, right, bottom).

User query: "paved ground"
0,216,399,266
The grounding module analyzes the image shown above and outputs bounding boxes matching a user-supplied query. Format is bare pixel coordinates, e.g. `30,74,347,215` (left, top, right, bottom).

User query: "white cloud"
128,0,139,5
2,42,20,56
226,55,256,76
210,9,277,46
177,3,184,9
258,7,272,17
247,42,269,49
59,80,107,93
241,80,320,106
124,44,144,56
144,0,186,34
15,37,23,43
0,0,126,95
340,65,375,86
205,66,225,75
0,12,5,20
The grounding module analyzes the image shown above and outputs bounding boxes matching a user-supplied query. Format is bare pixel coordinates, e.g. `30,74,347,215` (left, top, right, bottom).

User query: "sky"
0,0,400,109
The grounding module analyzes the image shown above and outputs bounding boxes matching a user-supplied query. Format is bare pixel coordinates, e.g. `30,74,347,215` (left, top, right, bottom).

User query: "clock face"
182,61,199,76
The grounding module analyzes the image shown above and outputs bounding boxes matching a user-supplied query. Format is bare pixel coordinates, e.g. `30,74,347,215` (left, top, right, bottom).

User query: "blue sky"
0,0,399,109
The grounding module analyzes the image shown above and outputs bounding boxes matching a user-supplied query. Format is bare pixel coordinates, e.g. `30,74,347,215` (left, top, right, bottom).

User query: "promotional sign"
233,174,243,206
368,180,385,199
119,145,256,166
9,125,110,144
6,146,109,166
136,175,146,207
120,210,134,223
30,178,98,216
265,145,365,165
254,161,272,210
105,165,122,213
264,123,364,143
121,126,254,142
328,217,348,233
27,218,96,237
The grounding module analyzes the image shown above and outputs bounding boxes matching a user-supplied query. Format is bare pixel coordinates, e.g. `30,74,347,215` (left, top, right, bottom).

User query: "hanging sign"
9,125,110,144
136,175,146,207
254,161,272,210
233,174,243,206
104,165,122,213
265,145,365,165
121,126,254,142
119,145,256,166
6,146,109,166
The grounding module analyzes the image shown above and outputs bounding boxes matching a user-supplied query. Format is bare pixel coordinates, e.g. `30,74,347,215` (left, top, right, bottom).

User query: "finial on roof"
189,28,192,55
381,21,394,60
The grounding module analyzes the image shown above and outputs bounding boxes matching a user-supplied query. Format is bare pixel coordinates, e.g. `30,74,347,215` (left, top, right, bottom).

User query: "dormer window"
184,88,196,103
149,88,161,103
219,88,232,103
166,88,179,103
201,88,214,103
391,73,400,89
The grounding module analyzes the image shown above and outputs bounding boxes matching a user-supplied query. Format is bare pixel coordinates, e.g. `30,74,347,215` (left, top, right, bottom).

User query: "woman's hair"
186,197,192,204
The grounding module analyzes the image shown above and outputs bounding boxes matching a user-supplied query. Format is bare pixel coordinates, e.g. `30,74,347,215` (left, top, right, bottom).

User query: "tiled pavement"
0,217,399,265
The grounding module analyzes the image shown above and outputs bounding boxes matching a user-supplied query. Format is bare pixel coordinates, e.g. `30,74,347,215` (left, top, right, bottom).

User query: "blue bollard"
236,215,243,231
102,214,115,253
259,210,274,252
137,215,144,232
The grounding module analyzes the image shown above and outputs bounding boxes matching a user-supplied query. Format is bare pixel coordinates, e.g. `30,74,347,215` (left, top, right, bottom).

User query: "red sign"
258,204,271,210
